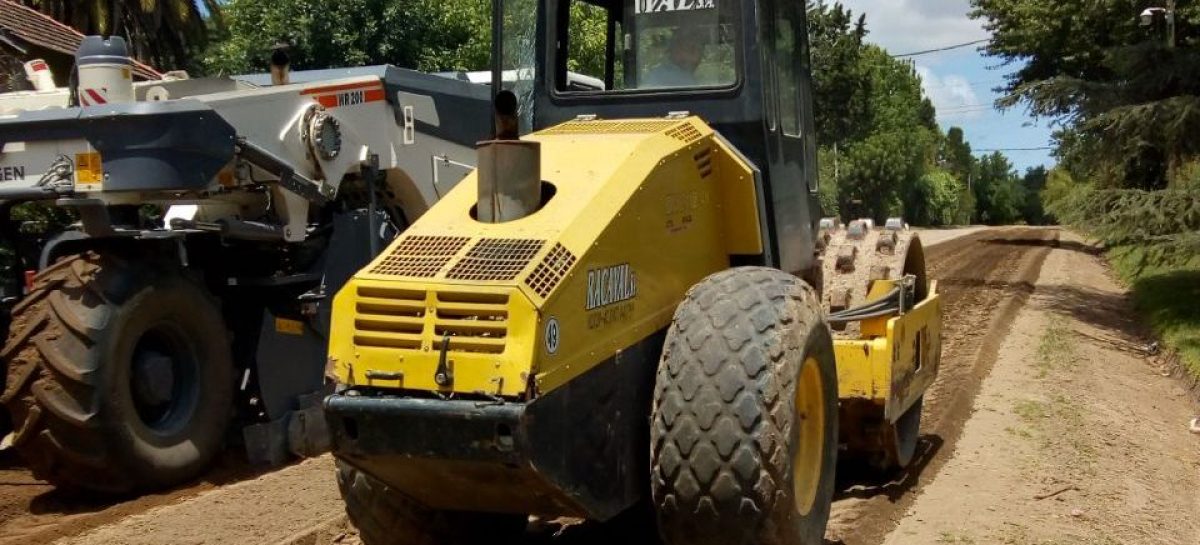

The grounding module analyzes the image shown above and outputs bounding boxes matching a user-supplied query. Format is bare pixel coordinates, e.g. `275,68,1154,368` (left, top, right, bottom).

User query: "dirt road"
1,227,1196,544
883,231,1200,544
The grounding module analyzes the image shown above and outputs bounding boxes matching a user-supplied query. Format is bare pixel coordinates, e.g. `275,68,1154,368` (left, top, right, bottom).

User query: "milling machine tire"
0,252,233,493
651,267,839,545
336,460,529,545
0,409,9,443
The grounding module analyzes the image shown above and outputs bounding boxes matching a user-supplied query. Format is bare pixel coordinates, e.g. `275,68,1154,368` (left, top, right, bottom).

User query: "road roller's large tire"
0,252,233,493
651,267,839,545
336,460,528,545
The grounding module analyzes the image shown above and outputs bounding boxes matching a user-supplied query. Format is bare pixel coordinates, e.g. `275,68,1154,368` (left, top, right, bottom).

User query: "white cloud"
834,0,987,56
916,66,985,120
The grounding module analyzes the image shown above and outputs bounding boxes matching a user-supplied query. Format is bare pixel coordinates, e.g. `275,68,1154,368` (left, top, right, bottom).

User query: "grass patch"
1108,245,1200,380
937,531,976,544
1013,399,1048,423
1035,317,1075,377
1004,425,1033,439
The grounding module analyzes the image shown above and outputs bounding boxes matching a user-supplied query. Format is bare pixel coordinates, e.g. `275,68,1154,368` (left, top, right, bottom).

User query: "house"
0,0,161,91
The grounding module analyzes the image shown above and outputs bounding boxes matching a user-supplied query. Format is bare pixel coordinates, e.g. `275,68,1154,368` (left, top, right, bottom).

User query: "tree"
900,169,968,227
808,1,871,148
972,152,1026,224
940,127,974,181
205,0,606,78
205,0,492,75
21,0,220,72
971,0,1200,188
839,128,926,221
808,2,986,225
1020,166,1049,225
817,146,842,217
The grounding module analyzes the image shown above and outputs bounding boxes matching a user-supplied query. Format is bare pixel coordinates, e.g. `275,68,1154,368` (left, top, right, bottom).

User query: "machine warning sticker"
635,0,715,14
274,317,305,336
301,81,385,109
545,317,560,355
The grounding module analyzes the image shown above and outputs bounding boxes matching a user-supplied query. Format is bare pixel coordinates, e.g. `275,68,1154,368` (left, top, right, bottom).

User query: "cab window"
557,0,741,93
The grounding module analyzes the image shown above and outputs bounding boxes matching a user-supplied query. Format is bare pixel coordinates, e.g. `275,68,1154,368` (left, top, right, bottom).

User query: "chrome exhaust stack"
476,90,541,223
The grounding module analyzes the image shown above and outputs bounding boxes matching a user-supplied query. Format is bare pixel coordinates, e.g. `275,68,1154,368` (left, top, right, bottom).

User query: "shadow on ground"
833,434,944,505
22,450,275,517
1034,283,1152,350
981,235,1102,256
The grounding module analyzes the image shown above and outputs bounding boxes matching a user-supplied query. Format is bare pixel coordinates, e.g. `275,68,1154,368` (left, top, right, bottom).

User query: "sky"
836,0,1056,172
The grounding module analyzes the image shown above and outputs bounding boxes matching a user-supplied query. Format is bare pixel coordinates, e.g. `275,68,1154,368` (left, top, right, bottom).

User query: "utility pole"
833,142,839,184
1168,0,1177,48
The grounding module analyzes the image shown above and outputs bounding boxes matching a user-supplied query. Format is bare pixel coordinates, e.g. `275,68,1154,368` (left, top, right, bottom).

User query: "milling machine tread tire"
0,251,233,493
651,267,839,545
336,460,528,545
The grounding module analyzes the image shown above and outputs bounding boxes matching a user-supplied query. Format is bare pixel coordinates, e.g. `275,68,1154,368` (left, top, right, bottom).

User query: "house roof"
0,1,162,80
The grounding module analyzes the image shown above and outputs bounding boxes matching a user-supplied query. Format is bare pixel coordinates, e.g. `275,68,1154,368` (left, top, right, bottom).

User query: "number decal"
545,317,560,355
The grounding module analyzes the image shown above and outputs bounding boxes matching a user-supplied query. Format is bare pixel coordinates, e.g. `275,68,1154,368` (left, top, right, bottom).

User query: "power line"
936,106,995,116
893,39,989,58
974,147,1053,152
922,78,1005,90
938,104,993,112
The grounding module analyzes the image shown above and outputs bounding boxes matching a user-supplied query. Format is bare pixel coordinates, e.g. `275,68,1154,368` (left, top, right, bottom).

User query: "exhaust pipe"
270,44,290,86
476,90,541,223
75,36,134,105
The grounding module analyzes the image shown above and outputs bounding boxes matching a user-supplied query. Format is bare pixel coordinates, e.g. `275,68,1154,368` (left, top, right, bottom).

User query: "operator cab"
503,0,822,276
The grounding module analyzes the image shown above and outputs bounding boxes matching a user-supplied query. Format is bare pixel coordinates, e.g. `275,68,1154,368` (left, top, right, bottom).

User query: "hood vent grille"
370,236,470,277
525,243,577,298
445,238,545,281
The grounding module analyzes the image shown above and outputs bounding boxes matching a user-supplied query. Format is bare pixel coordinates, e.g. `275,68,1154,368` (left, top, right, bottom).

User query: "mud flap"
255,309,327,420
243,390,332,465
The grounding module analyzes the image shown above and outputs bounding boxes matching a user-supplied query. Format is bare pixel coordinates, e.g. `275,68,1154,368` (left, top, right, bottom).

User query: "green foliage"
807,1,870,148
204,0,493,75
205,0,609,80
816,146,841,217
917,170,969,226
1115,264,1200,380
838,129,920,220
939,127,974,182
566,2,608,77
971,152,1027,224
1020,166,1049,225
1040,167,1081,218
1048,186,1200,268
1042,171,1200,376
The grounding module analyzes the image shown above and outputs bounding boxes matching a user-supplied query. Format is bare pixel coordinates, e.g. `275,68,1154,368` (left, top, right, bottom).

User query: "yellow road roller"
324,1,940,543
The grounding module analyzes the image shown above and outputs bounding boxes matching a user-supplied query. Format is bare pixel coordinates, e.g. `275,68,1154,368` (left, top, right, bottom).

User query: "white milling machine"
0,36,493,493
